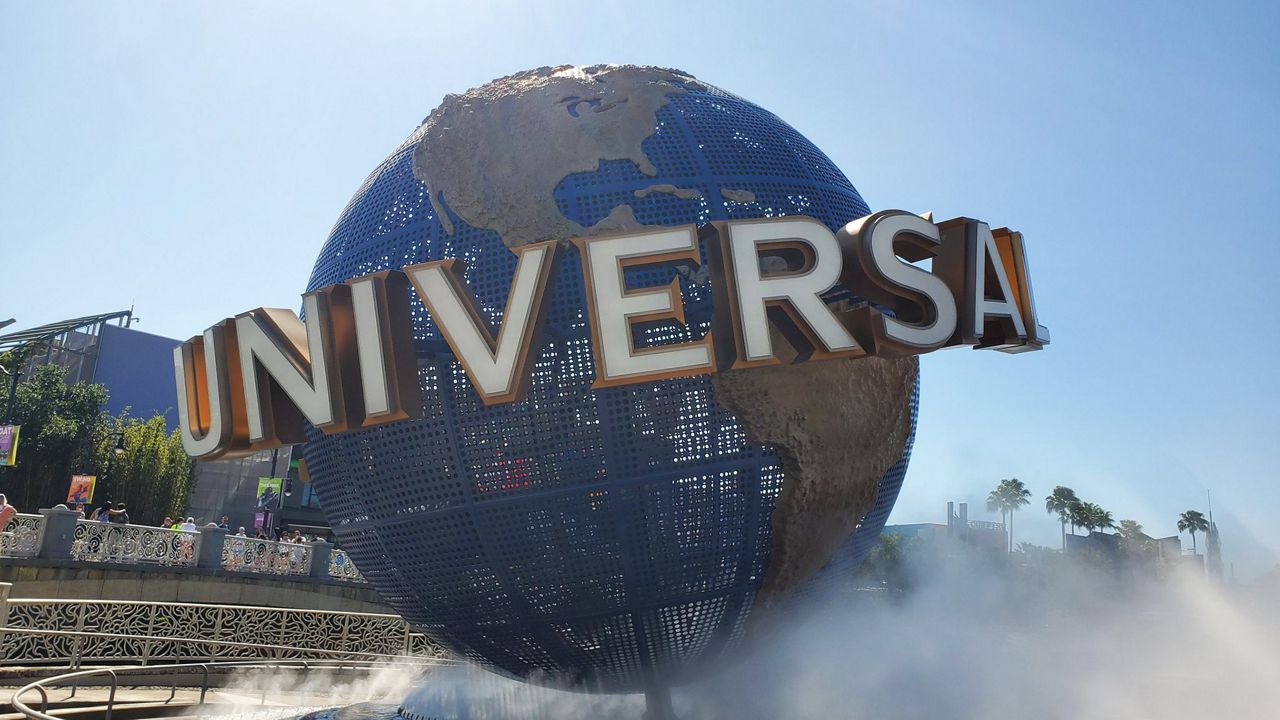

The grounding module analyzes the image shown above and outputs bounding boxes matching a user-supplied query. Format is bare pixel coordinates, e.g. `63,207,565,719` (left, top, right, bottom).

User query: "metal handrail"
0,513,45,558
23,518,368,582
6,596,403,620
71,520,199,567
2,598,447,667
0,625,454,666
220,535,312,577
11,659,424,720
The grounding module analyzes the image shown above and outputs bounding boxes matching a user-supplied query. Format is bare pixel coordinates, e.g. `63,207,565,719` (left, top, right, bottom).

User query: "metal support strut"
643,684,678,720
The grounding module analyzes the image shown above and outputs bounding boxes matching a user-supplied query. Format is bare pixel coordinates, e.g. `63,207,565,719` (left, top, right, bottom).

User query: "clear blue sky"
3,1,1277,574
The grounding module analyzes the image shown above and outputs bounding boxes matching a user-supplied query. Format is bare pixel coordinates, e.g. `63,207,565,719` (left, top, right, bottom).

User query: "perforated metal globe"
301,66,917,692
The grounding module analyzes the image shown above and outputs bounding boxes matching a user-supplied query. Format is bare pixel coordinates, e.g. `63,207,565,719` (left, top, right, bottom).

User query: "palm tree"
1178,510,1209,554
986,488,1007,536
1075,502,1099,535
1068,500,1088,537
987,478,1032,552
1045,486,1078,551
1095,506,1116,534
985,481,1008,545
1077,502,1113,534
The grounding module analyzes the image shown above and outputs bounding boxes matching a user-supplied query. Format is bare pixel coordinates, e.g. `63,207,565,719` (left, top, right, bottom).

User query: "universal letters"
174,210,1049,459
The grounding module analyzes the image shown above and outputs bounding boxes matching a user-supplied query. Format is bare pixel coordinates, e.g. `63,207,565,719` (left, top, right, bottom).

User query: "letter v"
405,241,559,405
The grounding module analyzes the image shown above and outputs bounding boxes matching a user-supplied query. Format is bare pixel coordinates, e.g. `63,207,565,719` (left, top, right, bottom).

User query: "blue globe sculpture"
302,66,918,693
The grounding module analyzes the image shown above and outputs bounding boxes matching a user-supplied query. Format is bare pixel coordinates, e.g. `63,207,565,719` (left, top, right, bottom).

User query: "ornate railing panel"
0,598,450,665
407,632,439,657
221,536,312,576
328,548,366,583
0,513,44,558
70,520,197,566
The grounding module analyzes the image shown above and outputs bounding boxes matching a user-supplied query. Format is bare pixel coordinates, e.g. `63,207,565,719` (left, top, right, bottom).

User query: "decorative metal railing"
70,520,198,566
221,536,312,577
0,598,448,666
0,513,44,558
328,548,366,583
6,516,367,583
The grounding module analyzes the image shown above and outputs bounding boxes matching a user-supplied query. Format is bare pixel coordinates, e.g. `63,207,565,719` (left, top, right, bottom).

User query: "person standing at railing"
225,526,248,570
176,516,198,563
274,534,291,572
0,494,16,530
287,529,307,571
108,503,130,524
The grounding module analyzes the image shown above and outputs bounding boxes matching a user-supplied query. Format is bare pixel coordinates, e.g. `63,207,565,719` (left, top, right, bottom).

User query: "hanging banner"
0,425,19,467
67,474,97,504
256,477,283,511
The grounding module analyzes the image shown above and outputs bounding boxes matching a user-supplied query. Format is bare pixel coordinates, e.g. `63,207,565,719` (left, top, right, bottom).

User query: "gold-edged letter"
349,270,423,424
235,288,356,445
707,217,865,369
935,218,1028,349
405,241,558,405
838,210,958,355
173,321,247,459
573,226,715,389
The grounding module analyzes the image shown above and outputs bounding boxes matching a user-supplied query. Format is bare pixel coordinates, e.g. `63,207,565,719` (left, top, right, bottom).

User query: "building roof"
0,310,133,352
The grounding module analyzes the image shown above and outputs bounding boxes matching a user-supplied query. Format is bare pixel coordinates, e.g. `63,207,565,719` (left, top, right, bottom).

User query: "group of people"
221,524,317,573
84,502,130,523
1,493,322,546
3,492,350,578
158,515,202,532
2,497,149,533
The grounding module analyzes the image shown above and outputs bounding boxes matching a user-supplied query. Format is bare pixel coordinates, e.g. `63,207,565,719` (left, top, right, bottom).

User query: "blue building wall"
94,324,180,429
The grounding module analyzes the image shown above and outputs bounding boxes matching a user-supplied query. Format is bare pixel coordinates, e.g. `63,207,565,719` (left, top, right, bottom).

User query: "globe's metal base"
642,685,678,720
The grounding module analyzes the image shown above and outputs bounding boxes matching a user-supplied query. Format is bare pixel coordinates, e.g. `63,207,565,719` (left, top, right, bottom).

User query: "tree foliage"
857,531,919,591
0,364,107,509
0,364,194,520
1015,541,1059,564
1117,519,1153,557
1117,519,1145,539
99,414,197,526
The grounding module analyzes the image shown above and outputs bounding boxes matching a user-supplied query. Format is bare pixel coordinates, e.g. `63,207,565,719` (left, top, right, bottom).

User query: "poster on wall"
256,477,283,511
67,474,96,504
0,425,20,467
